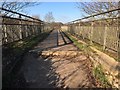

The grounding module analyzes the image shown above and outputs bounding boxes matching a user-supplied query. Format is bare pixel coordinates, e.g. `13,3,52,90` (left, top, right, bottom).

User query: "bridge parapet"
64,8,120,56
0,8,52,45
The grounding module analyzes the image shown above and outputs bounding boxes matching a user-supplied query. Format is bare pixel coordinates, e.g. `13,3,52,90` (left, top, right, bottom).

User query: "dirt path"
19,30,97,88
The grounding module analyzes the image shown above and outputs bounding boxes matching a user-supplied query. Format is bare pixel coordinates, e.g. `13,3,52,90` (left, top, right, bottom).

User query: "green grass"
66,32,95,55
93,64,111,87
69,32,118,62
65,32,112,88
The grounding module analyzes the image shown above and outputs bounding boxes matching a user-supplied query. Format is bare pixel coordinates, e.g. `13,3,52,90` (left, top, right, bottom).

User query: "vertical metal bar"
118,1,120,61
80,22,82,37
42,22,44,33
103,23,107,50
68,24,70,33
4,25,8,43
25,24,28,37
90,21,94,45
41,22,44,32
79,22,81,36
19,15,22,39
32,20,34,36
38,22,41,34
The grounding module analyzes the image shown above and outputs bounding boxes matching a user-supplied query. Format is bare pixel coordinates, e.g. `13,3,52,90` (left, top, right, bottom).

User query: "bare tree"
1,1,40,16
77,2,118,18
44,12,55,23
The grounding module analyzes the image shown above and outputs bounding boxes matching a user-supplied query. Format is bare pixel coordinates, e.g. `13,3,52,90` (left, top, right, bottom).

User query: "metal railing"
0,7,45,45
1,8,54,77
64,7,120,59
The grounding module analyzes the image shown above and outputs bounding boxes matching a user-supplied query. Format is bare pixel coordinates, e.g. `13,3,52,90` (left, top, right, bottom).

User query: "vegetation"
65,32,94,54
1,2,40,16
67,32,119,62
44,12,55,23
77,2,118,18
65,32,112,87
93,64,111,87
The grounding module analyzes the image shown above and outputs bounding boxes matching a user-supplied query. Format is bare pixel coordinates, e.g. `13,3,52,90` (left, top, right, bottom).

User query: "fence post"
4,25,8,43
27,24,30,37
69,24,72,33
80,22,83,38
90,21,94,45
19,15,22,39
79,23,81,36
72,22,75,35
25,25,28,37
118,1,120,61
41,22,43,33
103,23,107,50
32,21,35,36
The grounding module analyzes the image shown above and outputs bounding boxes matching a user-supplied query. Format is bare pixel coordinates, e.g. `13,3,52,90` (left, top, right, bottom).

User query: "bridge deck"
18,30,98,88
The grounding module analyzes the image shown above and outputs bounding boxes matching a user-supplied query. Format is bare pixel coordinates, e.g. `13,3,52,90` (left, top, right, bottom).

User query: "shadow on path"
20,52,60,88
12,30,96,88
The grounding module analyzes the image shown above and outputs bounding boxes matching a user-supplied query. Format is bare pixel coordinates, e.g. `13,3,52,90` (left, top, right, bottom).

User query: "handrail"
0,7,43,22
1,15,41,25
69,8,120,23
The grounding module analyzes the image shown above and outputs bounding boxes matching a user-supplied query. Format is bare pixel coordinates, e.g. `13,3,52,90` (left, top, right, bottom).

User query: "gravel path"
19,30,98,88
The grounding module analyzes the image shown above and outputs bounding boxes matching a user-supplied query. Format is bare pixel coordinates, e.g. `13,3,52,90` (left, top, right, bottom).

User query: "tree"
1,1,40,16
77,2,118,18
44,12,55,23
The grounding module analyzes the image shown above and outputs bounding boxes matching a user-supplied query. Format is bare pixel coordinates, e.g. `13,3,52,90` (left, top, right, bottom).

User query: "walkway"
19,30,97,88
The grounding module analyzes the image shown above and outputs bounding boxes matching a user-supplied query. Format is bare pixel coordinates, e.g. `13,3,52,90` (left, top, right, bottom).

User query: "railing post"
80,22,83,38
25,24,28,37
79,23,81,36
27,24,30,37
36,24,39,35
19,15,22,39
118,1,120,61
41,22,43,33
90,21,94,45
4,25,8,43
32,20,35,36
67,24,69,33
103,23,107,50
69,24,71,33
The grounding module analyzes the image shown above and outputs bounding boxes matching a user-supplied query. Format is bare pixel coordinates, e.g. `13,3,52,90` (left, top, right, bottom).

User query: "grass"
65,32,95,55
70,32,119,61
93,64,111,87
69,32,119,62
65,32,112,87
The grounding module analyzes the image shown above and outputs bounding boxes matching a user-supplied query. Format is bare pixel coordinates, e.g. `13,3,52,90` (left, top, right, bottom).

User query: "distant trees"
44,12,55,30
44,12,55,23
44,12,63,30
